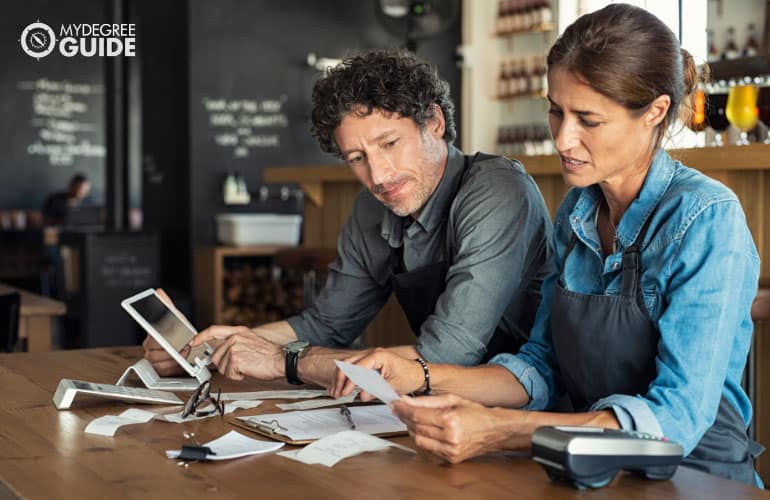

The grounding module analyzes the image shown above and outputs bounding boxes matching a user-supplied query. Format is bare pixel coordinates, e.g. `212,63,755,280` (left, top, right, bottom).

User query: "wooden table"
0,348,767,499
0,282,65,352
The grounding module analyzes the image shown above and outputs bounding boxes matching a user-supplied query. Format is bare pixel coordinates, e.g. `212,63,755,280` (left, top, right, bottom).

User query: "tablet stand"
116,358,209,392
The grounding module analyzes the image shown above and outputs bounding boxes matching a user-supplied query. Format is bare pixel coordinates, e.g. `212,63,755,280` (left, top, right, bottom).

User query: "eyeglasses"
181,380,225,419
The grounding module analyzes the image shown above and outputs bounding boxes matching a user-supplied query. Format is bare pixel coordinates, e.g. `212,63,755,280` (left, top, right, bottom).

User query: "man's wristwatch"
283,340,310,385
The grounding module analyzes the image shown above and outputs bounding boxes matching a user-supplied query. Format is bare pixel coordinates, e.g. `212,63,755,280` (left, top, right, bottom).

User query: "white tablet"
121,288,212,384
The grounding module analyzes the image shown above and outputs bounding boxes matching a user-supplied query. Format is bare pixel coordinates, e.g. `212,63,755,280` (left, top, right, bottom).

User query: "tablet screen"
129,293,208,362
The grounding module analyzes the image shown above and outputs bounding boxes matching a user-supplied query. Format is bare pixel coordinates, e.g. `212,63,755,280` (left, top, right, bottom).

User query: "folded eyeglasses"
181,380,225,419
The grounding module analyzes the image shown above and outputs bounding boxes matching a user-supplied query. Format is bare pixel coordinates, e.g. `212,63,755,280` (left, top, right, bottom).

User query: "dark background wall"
0,0,107,209
1,0,462,309
187,0,462,247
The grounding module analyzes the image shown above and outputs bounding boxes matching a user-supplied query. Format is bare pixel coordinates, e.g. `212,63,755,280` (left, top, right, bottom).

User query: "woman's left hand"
391,393,521,463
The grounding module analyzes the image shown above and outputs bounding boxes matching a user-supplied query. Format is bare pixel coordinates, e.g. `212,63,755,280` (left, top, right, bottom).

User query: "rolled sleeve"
488,352,550,410
591,394,664,437
287,195,392,347
639,200,758,454
419,165,552,364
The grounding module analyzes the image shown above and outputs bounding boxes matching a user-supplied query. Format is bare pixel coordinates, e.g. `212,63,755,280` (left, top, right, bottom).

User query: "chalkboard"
71,231,159,347
0,0,106,209
188,0,462,245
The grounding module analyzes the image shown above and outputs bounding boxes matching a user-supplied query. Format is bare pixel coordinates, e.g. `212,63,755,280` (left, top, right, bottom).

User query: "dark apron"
389,153,516,361
551,215,761,485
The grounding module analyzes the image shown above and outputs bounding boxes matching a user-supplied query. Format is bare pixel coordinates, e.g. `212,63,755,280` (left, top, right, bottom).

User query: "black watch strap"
285,349,303,385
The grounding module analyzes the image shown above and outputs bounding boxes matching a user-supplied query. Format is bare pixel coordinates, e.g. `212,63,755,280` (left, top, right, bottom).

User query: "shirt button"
612,262,620,270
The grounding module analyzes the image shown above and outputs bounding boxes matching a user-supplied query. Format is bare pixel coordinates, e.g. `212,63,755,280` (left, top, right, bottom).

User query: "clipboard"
229,405,408,445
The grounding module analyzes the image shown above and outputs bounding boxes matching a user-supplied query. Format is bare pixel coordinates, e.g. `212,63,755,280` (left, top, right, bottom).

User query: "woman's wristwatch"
283,340,310,385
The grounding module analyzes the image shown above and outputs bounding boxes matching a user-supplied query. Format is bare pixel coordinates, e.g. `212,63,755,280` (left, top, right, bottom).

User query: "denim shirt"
490,149,760,456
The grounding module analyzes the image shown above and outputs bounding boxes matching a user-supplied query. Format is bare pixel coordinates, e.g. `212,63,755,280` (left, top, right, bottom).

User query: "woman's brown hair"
547,3,699,149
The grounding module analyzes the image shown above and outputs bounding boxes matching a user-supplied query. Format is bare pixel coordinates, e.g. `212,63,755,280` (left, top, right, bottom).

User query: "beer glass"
705,82,730,146
725,83,759,145
686,85,707,146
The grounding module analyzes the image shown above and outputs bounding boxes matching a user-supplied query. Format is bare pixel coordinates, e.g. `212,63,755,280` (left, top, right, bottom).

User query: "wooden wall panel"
302,202,323,248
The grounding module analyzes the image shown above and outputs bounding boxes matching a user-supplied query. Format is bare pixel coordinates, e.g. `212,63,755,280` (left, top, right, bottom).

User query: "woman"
331,3,762,486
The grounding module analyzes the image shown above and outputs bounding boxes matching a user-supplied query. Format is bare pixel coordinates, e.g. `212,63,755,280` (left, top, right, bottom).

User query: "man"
144,49,552,387
41,173,91,225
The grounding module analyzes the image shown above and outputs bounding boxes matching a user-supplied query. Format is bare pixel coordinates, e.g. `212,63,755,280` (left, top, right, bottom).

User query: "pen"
340,405,356,430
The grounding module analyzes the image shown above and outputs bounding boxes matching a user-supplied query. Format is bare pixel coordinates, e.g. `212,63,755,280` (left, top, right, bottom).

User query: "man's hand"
142,288,191,376
391,394,517,464
190,325,284,381
329,348,425,400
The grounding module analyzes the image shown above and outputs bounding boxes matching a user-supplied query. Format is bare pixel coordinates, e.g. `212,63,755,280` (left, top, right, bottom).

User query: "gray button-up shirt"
288,145,553,365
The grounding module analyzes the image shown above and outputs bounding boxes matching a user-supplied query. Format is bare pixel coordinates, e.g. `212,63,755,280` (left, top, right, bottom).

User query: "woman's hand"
391,393,524,463
329,348,425,401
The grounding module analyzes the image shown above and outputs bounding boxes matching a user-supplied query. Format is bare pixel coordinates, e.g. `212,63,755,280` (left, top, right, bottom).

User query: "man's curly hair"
311,49,457,156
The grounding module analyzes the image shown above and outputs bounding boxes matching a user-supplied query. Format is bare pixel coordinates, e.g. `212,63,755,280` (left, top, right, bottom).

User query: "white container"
216,214,302,246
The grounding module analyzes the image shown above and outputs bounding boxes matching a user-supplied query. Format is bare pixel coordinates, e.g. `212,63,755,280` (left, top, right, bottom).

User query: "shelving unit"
194,245,288,327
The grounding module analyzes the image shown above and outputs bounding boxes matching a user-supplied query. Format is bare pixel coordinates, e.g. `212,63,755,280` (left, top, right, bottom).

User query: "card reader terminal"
531,426,683,489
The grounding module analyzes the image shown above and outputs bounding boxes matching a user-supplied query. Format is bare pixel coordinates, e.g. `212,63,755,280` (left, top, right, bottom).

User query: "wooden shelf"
520,144,770,175
262,164,352,183
706,55,770,81
494,90,547,101
263,164,353,207
493,22,555,37
207,245,291,258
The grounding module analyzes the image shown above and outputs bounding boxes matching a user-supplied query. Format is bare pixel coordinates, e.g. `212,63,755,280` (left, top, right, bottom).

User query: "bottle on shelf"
722,27,740,60
495,1,508,35
743,23,760,57
223,171,250,205
539,0,553,26
223,172,238,204
707,29,720,63
496,123,554,158
521,0,536,31
502,0,517,34
235,171,251,203
497,55,549,99
497,61,509,98
510,0,523,33
506,58,522,97
526,55,547,95
539,55,548,93
496,0,553,35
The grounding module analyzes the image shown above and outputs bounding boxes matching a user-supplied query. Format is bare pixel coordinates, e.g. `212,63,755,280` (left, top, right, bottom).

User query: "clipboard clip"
248,418,289,435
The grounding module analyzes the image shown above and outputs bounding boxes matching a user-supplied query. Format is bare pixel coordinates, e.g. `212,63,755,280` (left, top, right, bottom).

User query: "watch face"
285,340,310,353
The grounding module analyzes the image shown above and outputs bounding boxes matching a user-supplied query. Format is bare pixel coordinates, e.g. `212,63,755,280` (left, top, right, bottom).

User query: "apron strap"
562,205,656,300
620,213,656,300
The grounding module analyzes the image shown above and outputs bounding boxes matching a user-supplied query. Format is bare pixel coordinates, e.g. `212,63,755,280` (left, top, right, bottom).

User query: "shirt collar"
569,149,676,249
380,144,465,246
